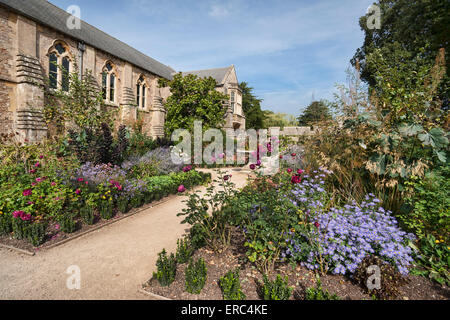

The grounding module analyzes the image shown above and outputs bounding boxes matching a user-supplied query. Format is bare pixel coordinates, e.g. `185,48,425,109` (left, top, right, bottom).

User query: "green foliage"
99,200,114,220
219,269,246,300
11,218,29,240
58,213,77,233
297,100,332,126
44,68,114,132
153,249,177,287
176,238,195,264
177,171,236,252
80,204,95,225
27,222,47,247
353,255,407,300
304,277,339,300
158,73,229,137
411,234,450,286
399,167,450,240
260,274,292,300
352,0,449,103
240,82,265,130
185,258,207,294
117,197,130,214
0,214,12,235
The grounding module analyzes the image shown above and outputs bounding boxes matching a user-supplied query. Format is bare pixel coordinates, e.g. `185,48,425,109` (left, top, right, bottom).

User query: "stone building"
0,0,245,143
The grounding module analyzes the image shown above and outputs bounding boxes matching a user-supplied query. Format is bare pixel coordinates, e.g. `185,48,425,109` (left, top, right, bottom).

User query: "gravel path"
0,168,250,300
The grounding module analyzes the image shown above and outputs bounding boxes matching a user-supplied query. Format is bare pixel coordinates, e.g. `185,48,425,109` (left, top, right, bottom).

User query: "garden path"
0,168,250,299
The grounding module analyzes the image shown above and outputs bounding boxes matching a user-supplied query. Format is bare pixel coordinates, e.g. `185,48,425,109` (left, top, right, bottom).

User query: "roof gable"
182,66,233,85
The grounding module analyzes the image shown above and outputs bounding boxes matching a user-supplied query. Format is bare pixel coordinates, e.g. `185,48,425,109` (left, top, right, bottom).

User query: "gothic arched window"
136,75,147,109
48,41,72,91
102,62,117,103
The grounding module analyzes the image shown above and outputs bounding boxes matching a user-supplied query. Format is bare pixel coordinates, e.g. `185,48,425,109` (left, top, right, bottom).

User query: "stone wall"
0,6,15,135
268,126,318,140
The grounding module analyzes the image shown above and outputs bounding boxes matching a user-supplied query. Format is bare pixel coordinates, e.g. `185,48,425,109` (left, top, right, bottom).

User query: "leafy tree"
351,0,449,105
297,100,332,126
158,73,229,136
262,110,297,129
239,82,265,130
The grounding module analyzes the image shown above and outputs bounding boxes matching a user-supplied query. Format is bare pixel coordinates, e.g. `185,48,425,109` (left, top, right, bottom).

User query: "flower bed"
143,167,449,300
0,149,211,249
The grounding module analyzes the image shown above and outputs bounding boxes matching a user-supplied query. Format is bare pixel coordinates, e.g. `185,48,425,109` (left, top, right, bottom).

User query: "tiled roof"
0,0,175,79
182,66,232,85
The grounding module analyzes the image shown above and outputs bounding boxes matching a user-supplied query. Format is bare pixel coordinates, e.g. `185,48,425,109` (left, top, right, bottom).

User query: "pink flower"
77,178,84,182
218,153,225,159
211,156,216,163
291,175,302,184
182,165,192,172
39,155,44,159
85,181,89,185
31,182,37,186
34,162,40,168
287,168,293,173
297,169,304,175
75,189,81,195
55,224,60,230
256,160,262,166
22,189,32,196
21,213,31,221
223,175,230,181
51,182,56,186
30,169,36,174
35,177,42,183
291,153,297,157
314,222,320,228
178,185,186,193
27,201,34,205
12,210,24,218
250,164,256,170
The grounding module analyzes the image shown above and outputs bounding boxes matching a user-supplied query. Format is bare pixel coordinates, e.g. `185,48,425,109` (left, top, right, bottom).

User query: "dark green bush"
185,258,207,294
80,205,95,225
27,222,47,247
0,215,12,235
176,238,195,264
260,274,292,300
117,197,130,214
304,278,339,300
219,269,246,300
58,214,77,233
99,201,114,220
153,249,177,286
11,218,29,239
353,255,407,300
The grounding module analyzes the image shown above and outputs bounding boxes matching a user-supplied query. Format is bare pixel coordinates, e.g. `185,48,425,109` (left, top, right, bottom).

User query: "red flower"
250,164,256,170
178,185,186,193
30,169,36,174
291,153,297,157
34,162,40,168
287,168,293,173
256,160,262,166
291,175,301,184
39,155,44,159
314,222,320,228
279,155,283,159
223,175,230,181
77,178,84,182
22,189,32,196
297,169,304,175
75,189,81,195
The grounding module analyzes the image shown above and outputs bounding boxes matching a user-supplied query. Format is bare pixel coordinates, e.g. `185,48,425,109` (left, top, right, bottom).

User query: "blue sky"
50,0,374,115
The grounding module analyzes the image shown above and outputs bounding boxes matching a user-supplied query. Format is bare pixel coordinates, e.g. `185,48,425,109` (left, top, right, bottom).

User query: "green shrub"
58,214,77,233
260,274,292,300
80,205,95,225
219,269,246,300
411,234,449,286
27,222,47,247
185,258,207,294
153,249,177,287
176,238,195,264
305,278,339,300
12,218,29,239
399,167,450,241
0,215,12,235
117,197,130,213
99,201,114,220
